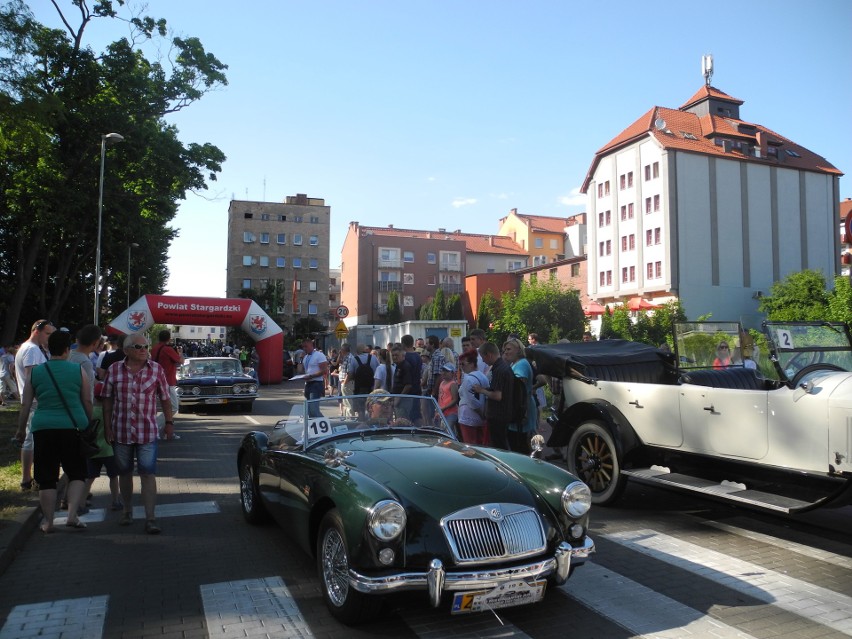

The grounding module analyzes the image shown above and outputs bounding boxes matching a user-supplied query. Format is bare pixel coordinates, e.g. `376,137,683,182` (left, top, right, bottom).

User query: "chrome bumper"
348,537,595,607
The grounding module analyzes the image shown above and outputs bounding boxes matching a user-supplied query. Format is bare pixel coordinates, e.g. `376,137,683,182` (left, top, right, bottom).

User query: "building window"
309,281,317,292
403,251,414,263
600,271,605,286
276,233,286,244
621,236,627,252
628,203,634,219
619,174,626,190
571,263,580,277
440,251,461,270
276,257,286,268
309,258,318,269
630,265,635,281
242,256,252,266
295,280,301,291
646,229,652,246
261,214,269,221
645,197,652,214
656,261,662,278
605,210,611,225
427,274,436,285
550,239,558,249
260,232,269,244
244,213,253,220
599,242,605,257
309,235,318,246
258,278,268,289
310,216,320,223
644,164,651,181
653,162,659,178
293,258,302,269
629,234,635,250
605,180,610,195
403,296,414,307
507,259,524,270
598,212,604,227
293,234,303,246
620,205,627,221
598,183,603,198
653,195,660,211
277,215,286,222
427,252,436,264
627,171,633,187
259,256,269,267
243,232,255,243
655,227,661,244
622,267,628,283
294,216,303,223
242,279,251,289
378,270,399,282
606,240,611,255
403,273,415,285
308,304,318,315
534,237,543,249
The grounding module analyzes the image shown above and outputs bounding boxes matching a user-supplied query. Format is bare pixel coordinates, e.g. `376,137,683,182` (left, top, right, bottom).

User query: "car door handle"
629,400,642,408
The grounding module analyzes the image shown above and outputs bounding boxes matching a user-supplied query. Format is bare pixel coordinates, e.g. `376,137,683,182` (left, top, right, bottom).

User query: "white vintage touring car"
530,321,852,514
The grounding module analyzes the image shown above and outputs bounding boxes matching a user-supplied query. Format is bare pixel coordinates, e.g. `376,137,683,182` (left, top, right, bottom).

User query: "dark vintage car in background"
237,392,595,624
531,321,852,514
176,357,258,413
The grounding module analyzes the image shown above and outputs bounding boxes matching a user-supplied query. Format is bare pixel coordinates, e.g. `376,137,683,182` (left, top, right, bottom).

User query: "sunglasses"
718,345,729,350
130,344,149,350
35,320,54,330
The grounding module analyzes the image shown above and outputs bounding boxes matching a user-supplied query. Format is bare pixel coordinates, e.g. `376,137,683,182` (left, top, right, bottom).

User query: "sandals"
65,520,87,530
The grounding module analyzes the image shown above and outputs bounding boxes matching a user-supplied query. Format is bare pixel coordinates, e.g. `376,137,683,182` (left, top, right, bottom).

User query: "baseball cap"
441,362,456,373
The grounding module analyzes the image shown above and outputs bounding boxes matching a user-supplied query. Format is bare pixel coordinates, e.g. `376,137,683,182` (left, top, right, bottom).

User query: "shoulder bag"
44,363,100,458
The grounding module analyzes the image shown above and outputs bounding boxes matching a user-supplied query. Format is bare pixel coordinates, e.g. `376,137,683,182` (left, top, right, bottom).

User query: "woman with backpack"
502,337,537,455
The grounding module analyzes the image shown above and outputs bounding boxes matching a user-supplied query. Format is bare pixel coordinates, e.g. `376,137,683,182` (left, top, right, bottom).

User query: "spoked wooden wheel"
567,421,625,505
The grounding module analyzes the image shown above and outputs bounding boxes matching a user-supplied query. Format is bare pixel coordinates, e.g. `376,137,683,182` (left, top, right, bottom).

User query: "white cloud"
558,187,586,207
451,197,477,208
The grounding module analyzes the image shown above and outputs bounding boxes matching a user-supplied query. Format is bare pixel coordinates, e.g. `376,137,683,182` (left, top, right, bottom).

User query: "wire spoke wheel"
568,421,625,505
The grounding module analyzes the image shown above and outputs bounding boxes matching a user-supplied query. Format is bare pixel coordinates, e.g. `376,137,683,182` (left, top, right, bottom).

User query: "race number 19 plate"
451,579,546,614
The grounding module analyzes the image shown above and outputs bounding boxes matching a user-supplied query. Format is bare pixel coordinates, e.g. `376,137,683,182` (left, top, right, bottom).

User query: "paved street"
0,381,851,638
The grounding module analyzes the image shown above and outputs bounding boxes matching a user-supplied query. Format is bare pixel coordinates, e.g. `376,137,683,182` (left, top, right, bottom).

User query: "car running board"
621,467,819,514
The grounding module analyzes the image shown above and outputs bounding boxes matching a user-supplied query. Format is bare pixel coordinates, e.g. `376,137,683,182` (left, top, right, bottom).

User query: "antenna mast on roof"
701,54,714,87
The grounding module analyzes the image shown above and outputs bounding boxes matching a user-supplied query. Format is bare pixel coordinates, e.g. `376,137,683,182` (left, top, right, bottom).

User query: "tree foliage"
386,290,401,324
758,269,830,322
0,0,227,342
491,277,584,344
446,293,463,320
476,289,498,332
597,300,685,346
431,287,447,320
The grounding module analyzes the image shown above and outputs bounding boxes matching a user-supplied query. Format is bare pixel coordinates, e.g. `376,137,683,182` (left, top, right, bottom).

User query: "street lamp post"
94,132,125,325
127,242,139,308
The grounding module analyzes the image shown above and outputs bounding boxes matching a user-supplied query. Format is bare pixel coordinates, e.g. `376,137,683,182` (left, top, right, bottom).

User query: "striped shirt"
102,359,170,444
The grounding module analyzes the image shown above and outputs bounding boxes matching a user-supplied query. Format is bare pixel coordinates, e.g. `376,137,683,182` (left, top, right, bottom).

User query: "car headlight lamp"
561,481,592,518
190,386,201,396
368,500,406,541
248,384,258,393
233,385,242,394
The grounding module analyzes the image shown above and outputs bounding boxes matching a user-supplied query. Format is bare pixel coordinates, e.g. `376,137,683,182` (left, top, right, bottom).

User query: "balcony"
438,282,463,295
439,262,462,272
377,258,402,269
376,281,403,292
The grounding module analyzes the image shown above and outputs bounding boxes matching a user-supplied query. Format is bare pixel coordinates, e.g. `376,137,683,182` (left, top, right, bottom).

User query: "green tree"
386,290,402,324
827,275,852,325
476,289,499,332
446,293,463,320
493,278,584,343
0,0,226,343
431,287,447,320
758,269,830,321
418,301,433,320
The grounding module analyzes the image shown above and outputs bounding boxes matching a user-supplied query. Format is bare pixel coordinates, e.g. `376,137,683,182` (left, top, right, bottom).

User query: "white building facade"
583,85,842,326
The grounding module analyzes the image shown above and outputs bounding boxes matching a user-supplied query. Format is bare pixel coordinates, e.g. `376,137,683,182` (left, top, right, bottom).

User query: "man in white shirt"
301,338,328,417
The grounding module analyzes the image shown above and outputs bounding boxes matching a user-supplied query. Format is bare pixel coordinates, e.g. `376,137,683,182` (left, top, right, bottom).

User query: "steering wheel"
790,363,845,388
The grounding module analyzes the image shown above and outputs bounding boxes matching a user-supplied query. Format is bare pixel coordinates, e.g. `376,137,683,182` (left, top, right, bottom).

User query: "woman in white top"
373,348,395,391
456,350,489,445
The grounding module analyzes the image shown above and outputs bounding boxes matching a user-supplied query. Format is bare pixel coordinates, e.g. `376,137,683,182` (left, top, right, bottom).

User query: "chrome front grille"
198,386,233,397
441,504,546,564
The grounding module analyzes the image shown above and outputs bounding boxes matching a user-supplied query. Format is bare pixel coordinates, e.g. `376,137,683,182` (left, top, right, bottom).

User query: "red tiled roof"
582,86,842,192
514,213,570,234
357,225,527,255
841,198,852,220
680,85,743,110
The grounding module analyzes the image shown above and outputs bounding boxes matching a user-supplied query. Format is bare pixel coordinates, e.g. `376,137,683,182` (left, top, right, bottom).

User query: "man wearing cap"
301,338,328,417
15,319,56,490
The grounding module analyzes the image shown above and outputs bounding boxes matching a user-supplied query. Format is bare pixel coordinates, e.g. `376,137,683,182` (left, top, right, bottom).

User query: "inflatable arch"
107,295,284,384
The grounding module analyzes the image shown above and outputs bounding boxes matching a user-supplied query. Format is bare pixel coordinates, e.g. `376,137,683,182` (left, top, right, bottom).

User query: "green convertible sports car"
237,391,595,624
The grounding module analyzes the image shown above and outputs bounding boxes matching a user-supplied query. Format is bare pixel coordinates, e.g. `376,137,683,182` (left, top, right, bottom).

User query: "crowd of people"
4,323,182,535
301,328,555,455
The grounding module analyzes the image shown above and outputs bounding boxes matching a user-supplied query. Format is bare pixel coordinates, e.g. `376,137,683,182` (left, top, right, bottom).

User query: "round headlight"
561,481,592,518
191,386,201,396
368,500,406,541
233,385,242,394
176,387,184,396
248,384,258,393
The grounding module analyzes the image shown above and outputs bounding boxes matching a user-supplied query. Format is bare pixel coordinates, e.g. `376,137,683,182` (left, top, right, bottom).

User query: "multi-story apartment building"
582,83,842,324
226,194,330,325
341,223,527,324
497,210,586,265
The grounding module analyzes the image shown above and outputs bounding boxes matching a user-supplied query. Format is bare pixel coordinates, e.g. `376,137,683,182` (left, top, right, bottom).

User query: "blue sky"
33,1,852,297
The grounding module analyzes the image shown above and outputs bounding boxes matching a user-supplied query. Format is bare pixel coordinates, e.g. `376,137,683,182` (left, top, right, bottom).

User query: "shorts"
87,454,120,480
113,441,158,476
21,410,34,451
33,429,87,489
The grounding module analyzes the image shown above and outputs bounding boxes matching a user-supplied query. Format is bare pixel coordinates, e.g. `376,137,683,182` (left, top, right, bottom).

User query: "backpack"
352,354,374,395
510,374,528,425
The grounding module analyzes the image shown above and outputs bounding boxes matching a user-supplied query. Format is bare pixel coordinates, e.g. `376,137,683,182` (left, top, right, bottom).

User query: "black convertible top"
528,340,672,379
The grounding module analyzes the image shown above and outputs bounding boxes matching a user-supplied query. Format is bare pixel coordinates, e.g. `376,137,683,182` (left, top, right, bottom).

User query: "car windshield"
184,358,242,376
270,394,456,450
764,322,852,379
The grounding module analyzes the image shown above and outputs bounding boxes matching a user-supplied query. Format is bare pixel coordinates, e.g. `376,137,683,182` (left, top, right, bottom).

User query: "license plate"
204,398,226,404
451,579,546,614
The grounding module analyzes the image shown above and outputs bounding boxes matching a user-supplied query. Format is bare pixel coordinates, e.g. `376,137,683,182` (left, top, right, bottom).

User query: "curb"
0,504,41,577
